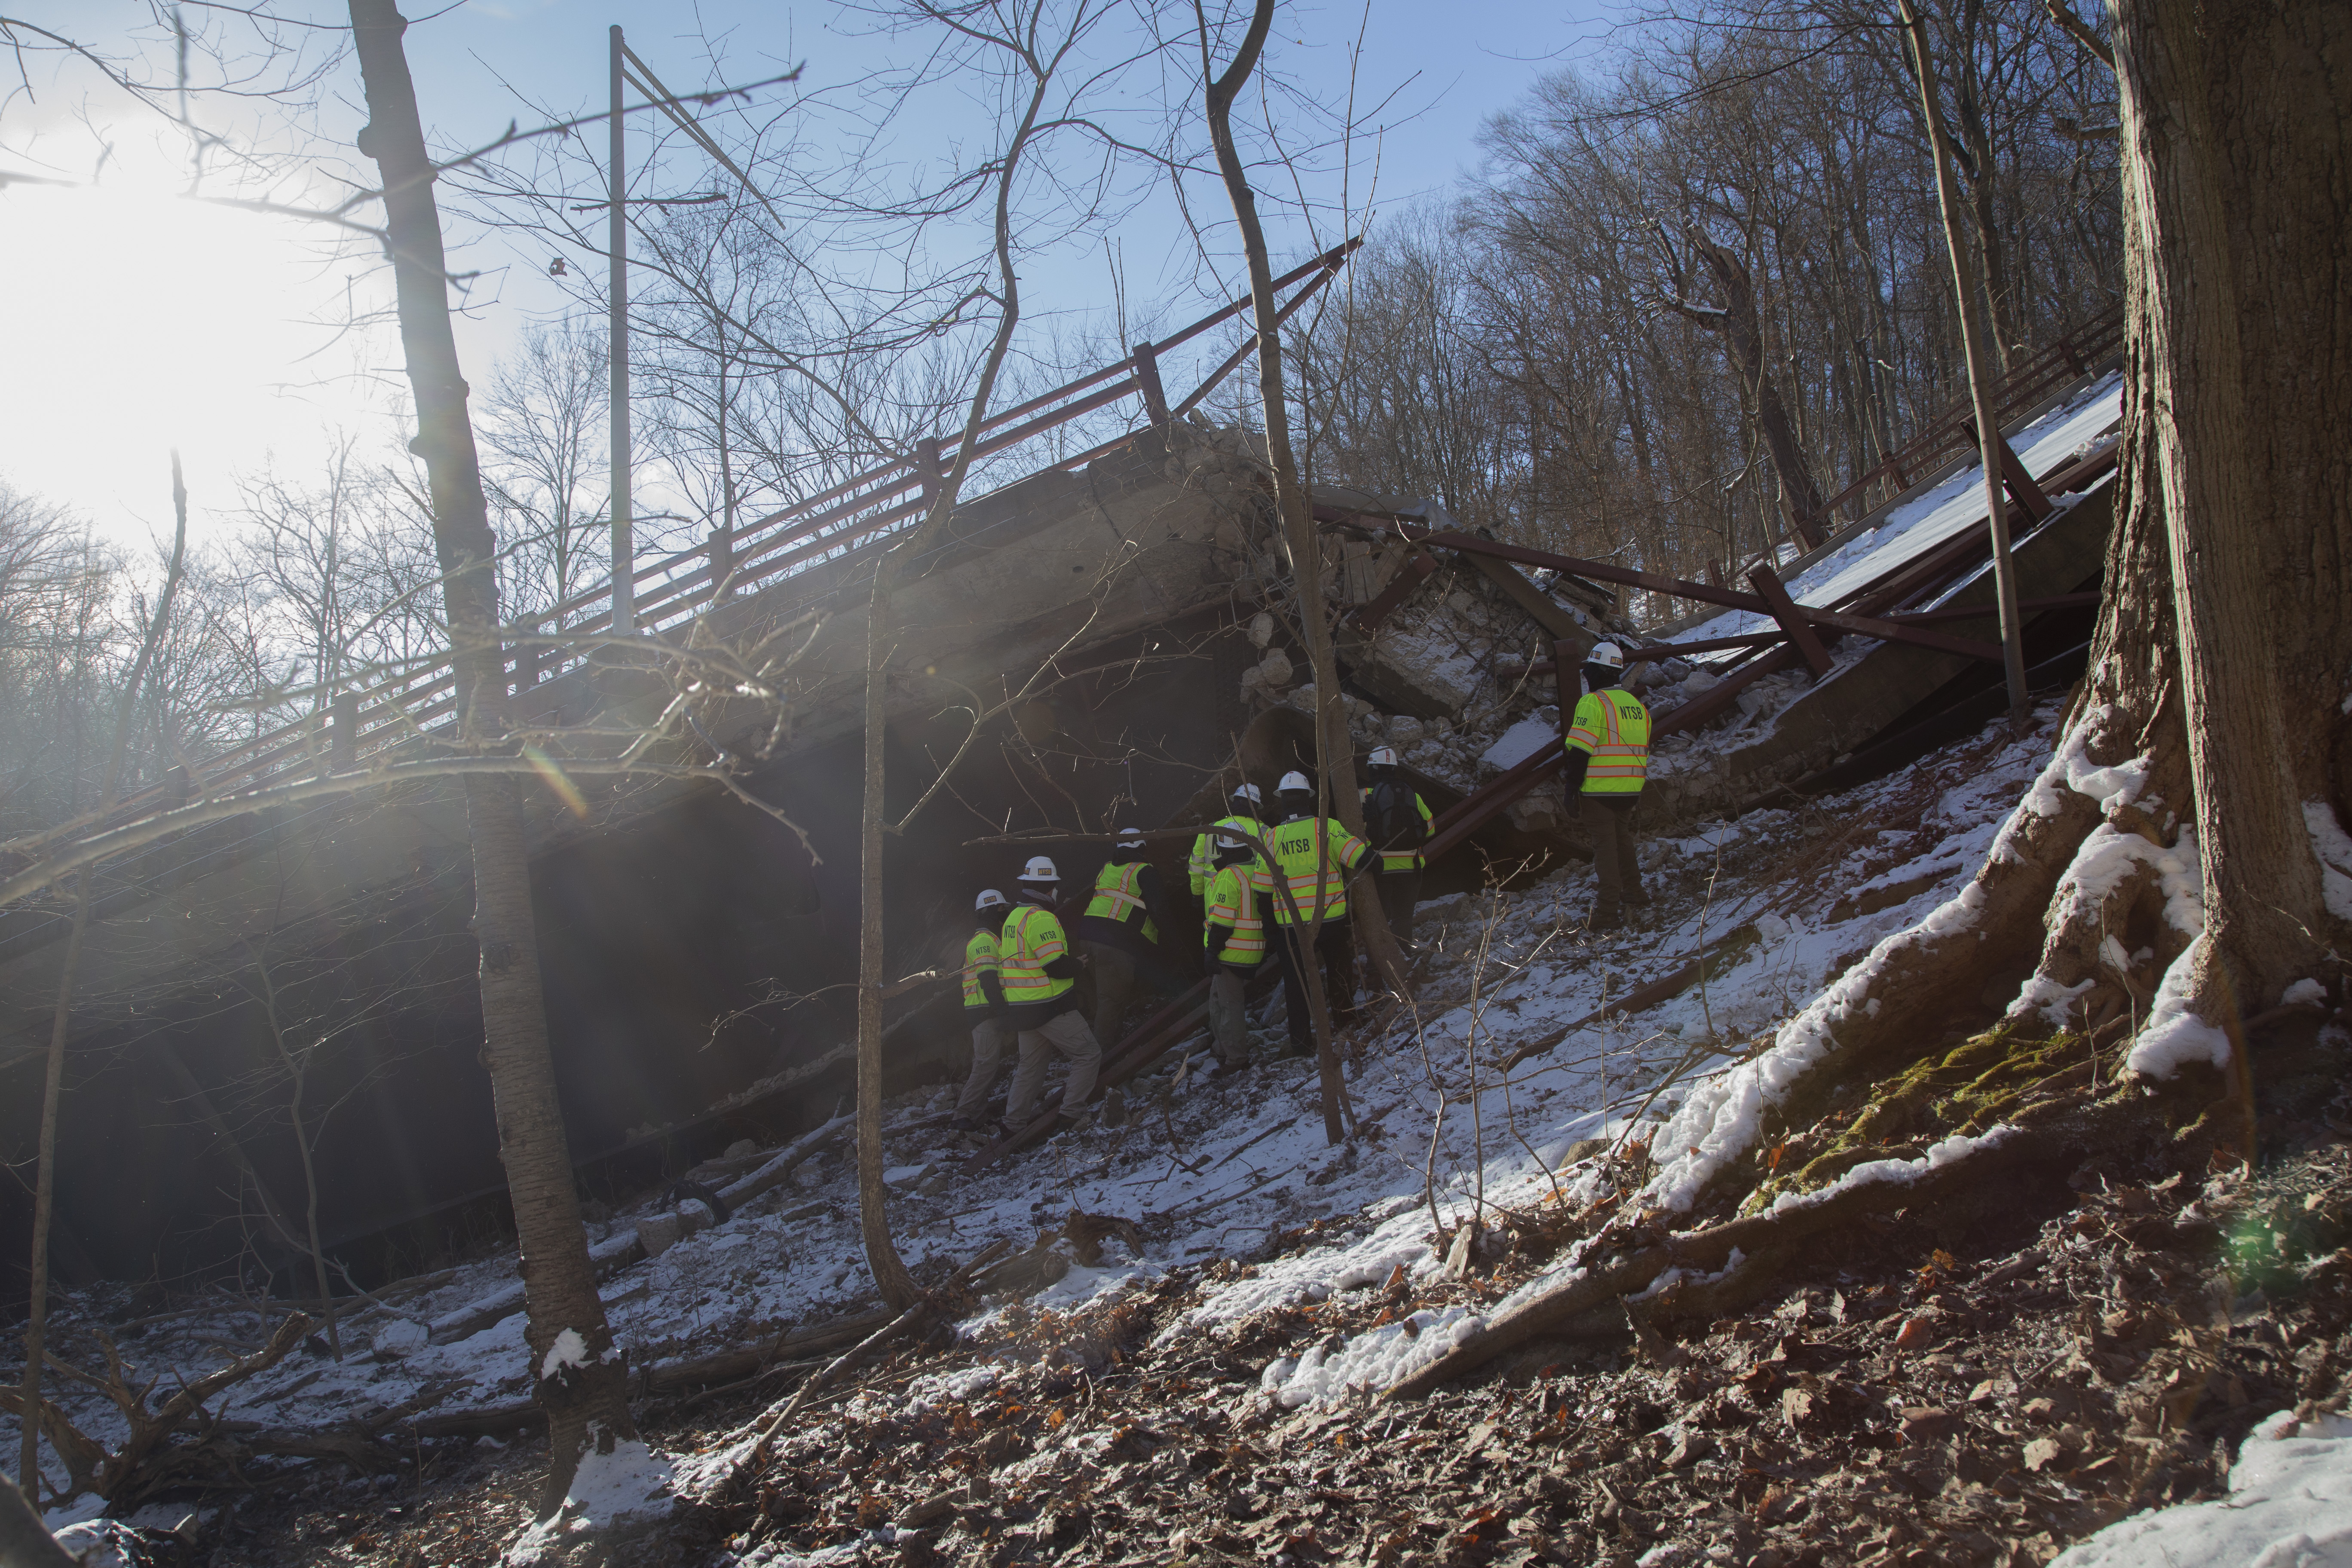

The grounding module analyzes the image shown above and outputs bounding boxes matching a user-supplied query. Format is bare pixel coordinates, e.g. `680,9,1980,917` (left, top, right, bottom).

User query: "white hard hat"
1231,782,1262,804
1213,827,1253,850
1017,856,1060,883
1278,771,1313,793
1368,746,1399,768
974,888,1009,912
1587,641,1624,668
1114,828,1145,851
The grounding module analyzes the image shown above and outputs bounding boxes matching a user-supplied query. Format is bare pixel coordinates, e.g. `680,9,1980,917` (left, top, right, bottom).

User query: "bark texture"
345,0,633,1510
1201,0,1358,1143
1683,229,1829,547
2109,0,2352,1006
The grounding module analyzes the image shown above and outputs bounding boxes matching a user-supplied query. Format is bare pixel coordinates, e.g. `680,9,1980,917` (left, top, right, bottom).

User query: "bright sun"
0,181,389,536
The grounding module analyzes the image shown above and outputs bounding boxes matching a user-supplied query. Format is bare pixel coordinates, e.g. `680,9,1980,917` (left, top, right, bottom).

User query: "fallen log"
424,1112,856,1347
1382,1108,2124,1400
741,1237,1015,1466
426,1229,644,1346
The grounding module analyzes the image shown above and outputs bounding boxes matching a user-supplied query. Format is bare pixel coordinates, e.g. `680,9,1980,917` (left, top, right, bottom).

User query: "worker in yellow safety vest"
998,857,1102,1128
1187,782,1265,897
1077,828,1179,1053
1200,829,1273,1072
1561,641,1653,931
1360,745,1434,955
951,888,1014,1131
1265,771,1374,1055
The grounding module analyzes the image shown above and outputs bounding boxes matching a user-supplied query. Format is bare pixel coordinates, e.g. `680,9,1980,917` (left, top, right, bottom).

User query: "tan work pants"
1584,793,1644,922
954,1016,1014,1121
1085,941,1138,1051
1208,965,1255,1066
1005,1008,1101,1124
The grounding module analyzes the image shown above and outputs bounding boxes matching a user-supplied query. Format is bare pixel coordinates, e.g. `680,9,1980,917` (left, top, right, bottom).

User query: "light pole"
607,23,634,636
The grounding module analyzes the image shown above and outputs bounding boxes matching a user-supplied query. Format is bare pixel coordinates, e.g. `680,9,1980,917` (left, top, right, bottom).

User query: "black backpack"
1366,779,1427,851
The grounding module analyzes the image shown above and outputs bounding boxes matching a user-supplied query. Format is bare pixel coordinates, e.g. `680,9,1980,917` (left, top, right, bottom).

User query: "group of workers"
947,640,1654,1136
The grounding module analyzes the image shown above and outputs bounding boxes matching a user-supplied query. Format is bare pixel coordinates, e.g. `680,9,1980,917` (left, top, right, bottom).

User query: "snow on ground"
2048,1410,2352,1568
1666,374,2124,652
8,706,2071,1501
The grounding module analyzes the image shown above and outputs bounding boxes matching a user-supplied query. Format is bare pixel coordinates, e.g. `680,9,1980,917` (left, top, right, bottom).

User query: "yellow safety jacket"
961,929,1001,1012
997,904,1075,1008
1265,816,1372,925
1084,860,1160,944
1361,784,1435,873
1566,687,1652,794
1188,815,1262,896
1204,862,1272,966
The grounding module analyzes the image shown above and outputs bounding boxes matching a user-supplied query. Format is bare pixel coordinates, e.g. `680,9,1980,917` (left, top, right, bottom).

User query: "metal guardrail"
1801,302,2125,531
65,242,1361,845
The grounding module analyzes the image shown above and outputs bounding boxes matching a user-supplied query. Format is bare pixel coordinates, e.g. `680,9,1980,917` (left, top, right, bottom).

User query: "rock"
723,1138,757,1160
1444,1224,1479,1280
1506,791,1568,835
1899,1406,1959,1444
1385,715,1425,746
1663,1429,1714,1468
896,1492,958,1528
1247,611,1275,648
371,1319,429,1362
636,1211,686,1257
1255,647,1293,689
1679,671,1720,698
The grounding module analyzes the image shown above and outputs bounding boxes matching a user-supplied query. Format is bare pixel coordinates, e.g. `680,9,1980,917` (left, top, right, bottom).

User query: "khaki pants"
1085,941,1139,1051
1005,1008,1101,1124
954,1016,1013,1121
1584,794,1644,922
1208,965,1255,1066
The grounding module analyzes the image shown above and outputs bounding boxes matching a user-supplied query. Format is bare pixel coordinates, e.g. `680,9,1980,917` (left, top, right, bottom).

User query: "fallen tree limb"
1383,1107,2128,1400
1503,924,1761,1070
740,1237,1014,1468
423,1113,858,1348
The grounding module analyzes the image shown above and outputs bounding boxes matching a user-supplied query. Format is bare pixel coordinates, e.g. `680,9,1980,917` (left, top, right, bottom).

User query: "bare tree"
345,0,633,1506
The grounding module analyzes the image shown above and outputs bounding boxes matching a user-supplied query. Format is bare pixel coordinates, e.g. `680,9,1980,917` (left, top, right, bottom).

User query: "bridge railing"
72,242,1360,841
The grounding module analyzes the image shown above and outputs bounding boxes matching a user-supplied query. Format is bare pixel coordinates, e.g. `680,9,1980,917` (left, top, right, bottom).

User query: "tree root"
1648,703,2148,1217
1385,1101,2148,1400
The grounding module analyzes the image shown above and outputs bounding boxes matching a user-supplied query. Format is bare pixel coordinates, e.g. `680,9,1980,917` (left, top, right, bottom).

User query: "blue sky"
0,0,1619,547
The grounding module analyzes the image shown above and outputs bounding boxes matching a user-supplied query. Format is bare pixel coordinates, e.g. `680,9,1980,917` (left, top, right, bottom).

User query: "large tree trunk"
346,0,634,1511
2107,0,2349,1011
1648,0,2348,1216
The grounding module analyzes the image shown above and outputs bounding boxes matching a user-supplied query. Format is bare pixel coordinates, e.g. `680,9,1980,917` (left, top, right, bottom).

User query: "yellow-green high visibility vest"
1567,687,1651,794
961,929,1000,1011
1188,815,1261,896
1204,862,1272,966
1266,816,1371,925
1084,860,1159,944
998,903,1075,1008
1361,784,1435,873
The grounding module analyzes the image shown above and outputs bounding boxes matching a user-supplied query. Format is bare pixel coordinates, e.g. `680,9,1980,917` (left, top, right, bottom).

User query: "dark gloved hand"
1202,948,1224,976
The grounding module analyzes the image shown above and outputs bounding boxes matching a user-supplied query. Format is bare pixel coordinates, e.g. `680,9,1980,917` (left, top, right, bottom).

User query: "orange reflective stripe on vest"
997,904,1075,1006
1566,687,1651,794
961,929,1000,1010
1204,863,1270,965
